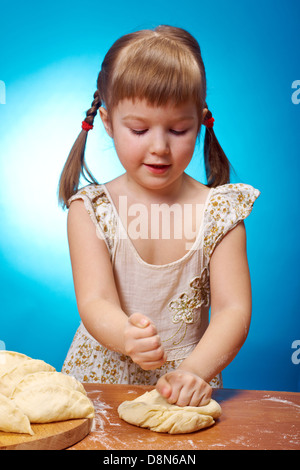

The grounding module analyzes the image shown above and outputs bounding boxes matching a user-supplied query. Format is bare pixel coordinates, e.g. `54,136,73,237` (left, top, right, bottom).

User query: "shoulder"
68,183,117,254
207,182,260,220
68,183,109,207
209,182,260,204
203,183,260,259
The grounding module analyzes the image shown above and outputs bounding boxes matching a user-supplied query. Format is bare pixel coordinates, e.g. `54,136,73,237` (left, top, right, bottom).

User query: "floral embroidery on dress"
61,324,222,388
90,190,117,251
165,268,210,346
203,183,260,258
68,184,117,254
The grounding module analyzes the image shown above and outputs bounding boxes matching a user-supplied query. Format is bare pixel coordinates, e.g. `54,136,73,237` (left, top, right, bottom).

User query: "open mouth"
144,163,171,174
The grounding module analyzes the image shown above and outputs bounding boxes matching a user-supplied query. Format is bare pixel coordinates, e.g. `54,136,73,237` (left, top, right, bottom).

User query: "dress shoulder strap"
203,183,260,259
68,184,117,256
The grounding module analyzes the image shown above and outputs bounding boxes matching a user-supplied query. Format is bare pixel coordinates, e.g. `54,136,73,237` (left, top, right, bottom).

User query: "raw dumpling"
12,384,95,423
0,351,31,375
11,371,87,397
0,392,33,435
0,359,55,397
118,389,222,434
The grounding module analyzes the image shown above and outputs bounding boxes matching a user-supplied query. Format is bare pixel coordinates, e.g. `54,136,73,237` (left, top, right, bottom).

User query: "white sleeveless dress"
62,182,260,388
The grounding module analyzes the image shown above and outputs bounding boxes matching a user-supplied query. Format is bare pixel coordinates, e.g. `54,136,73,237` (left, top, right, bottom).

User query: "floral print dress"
62,182,260,388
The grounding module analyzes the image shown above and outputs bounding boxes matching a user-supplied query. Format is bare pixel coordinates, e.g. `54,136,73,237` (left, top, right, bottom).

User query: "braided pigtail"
203,107,231,187
58,90,101,208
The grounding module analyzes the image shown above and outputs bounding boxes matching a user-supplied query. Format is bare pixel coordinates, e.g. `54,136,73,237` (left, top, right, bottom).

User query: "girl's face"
100,98,199,194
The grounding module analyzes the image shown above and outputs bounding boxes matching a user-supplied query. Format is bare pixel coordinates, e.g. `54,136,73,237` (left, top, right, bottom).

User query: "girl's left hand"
156,369,212,407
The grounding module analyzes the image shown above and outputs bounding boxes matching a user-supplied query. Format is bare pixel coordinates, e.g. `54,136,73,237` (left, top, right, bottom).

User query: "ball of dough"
118,389,222,434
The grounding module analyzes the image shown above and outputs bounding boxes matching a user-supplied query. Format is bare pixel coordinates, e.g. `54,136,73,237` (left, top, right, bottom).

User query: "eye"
170,129,188,135
130,129,148,136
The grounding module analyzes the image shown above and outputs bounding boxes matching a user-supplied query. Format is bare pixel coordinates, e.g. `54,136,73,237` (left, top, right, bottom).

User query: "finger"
158,373,184,405
198,390,212,406
136,343,165,360
189,386,212,407
175,386,195,407
140,356,166,370
137,348,167,370
129,313,151,328
188,390,203,407
128,325,159,347
166,383,183,405
156,375,172,398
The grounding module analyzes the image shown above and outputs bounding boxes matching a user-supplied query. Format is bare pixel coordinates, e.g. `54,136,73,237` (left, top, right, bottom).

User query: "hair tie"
82,121,94,132
203,117,215,128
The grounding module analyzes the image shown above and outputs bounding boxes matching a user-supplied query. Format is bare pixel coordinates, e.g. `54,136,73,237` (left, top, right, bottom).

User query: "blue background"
0,0,299,392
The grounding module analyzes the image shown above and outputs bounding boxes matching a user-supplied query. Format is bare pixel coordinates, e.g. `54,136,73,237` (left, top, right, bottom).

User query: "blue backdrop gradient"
0,0,299,391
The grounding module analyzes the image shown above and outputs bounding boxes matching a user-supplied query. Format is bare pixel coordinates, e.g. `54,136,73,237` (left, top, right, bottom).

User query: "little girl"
59,25,260,407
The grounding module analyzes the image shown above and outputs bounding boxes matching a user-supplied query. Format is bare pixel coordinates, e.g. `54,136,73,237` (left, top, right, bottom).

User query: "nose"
149,129,170,156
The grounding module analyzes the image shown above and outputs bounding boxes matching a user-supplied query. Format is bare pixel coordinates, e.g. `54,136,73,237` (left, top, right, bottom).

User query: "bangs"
108,35,204,110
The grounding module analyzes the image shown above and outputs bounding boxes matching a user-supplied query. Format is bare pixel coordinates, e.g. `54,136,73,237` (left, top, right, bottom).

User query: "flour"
86,390,122,442
261,396,300,410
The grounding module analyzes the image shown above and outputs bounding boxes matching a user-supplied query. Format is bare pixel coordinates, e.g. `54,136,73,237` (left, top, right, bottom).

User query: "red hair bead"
82,121,94,132
203,117,215,128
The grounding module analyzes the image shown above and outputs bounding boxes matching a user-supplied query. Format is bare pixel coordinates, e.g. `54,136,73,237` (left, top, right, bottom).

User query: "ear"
202,108,208,122
99,107,113,137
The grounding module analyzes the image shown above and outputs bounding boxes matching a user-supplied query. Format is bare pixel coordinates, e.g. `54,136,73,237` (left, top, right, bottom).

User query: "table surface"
67,384,300,450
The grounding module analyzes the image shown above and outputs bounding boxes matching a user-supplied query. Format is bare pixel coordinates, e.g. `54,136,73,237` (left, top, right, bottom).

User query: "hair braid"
203,105,232,187
84,89,101,126
58,90,101,208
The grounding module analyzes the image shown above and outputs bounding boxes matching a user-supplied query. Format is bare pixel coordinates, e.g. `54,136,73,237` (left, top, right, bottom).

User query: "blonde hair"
58,25,231,208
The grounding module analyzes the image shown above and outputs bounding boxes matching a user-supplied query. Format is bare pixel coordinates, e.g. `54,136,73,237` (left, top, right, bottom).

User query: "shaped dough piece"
11,371,87,398
118,389,222,434
12,384,95,423
0,358,55,397
0,393,34,435
0,351,31,375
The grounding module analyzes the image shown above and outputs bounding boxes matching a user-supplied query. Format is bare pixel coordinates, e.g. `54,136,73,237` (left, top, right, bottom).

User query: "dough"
118,389,222,434
0,351,31,375
0,351,95,434
0,358,55,397
0,392,33,435
11,371,87,397
12,384,95,423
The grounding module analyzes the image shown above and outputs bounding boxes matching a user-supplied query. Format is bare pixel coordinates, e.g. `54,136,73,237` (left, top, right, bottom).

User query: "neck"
124,173,189,204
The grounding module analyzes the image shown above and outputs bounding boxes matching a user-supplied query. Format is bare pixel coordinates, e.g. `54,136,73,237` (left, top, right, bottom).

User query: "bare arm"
67,200,165,367
180,220,252,380
156,221,252,405
67,200,128,352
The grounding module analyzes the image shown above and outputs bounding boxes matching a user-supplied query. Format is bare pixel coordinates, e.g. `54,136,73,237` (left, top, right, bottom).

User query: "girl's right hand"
124,313,167,370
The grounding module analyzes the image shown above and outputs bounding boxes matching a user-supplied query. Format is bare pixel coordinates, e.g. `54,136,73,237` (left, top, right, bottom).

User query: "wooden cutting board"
0,418,93,450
